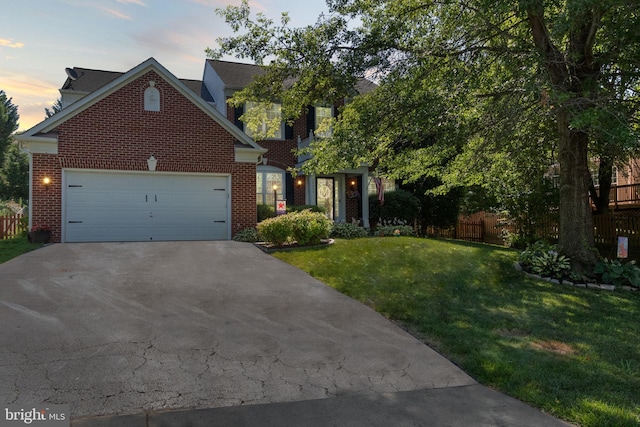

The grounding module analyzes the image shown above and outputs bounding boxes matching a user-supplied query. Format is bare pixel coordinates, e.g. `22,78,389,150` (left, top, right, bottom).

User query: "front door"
316,177,335,220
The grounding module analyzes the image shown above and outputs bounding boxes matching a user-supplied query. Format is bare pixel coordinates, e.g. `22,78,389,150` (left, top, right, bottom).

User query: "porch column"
361,169,370,228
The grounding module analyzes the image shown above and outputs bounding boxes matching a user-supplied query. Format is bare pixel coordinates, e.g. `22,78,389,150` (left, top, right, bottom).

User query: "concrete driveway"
0,242,569,426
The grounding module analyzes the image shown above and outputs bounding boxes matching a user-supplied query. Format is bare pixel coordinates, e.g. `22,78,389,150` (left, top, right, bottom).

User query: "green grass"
0,234,44,264
273,237,640,427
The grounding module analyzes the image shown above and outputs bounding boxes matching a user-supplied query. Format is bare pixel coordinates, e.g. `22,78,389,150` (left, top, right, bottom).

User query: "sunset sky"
2,0,330,131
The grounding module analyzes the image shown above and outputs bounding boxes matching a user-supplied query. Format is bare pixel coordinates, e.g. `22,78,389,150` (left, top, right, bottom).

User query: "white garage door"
64,171,230,242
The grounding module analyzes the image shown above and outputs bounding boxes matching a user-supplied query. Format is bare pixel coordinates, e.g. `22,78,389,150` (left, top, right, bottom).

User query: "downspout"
18,141,33,231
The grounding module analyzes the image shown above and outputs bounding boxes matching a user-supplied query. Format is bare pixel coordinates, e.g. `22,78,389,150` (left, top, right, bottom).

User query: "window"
144,84,160,112
367,177,396,195
257,167,285,205
245,101,283,139
315,106,333,138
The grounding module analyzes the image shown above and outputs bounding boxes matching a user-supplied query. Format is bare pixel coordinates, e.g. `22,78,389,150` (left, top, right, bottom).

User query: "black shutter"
234,105,244,130
285,123,294,140
286,174,295,205
306,107,315,136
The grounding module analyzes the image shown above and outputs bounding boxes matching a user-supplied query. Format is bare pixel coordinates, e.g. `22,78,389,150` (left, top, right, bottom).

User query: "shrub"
288,210,333,245
331,222,369,239
257,204,275,222
518,240,571,280
372,223,415,237
232,227,260,243
287,205,326,214
257,210,332,246
257,216,292,246
369,189,420,225
529,251,571,279
594,259,640,288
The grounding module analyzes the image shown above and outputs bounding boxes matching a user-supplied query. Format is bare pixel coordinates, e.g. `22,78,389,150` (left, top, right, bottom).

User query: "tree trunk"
588,157,613,215
556,109,600,271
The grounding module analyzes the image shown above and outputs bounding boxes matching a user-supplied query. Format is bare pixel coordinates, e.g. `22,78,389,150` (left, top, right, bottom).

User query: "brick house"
17,57,379,243
204,59,379,227
17,58,266,243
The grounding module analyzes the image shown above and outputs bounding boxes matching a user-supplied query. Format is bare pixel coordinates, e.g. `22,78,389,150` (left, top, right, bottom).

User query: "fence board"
1,214,24,240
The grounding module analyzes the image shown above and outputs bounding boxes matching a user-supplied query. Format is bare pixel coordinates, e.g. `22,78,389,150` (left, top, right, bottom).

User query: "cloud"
99,7,133,20
0,71,61,131
0,39,25,49
117,0,146,5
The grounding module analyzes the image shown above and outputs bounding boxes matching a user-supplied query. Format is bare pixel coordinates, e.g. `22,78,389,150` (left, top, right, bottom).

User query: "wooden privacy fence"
433,210,640,259
1,214,24,240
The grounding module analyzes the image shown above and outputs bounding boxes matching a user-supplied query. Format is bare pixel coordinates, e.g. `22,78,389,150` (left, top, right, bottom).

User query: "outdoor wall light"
297,179,303,186
42,177,51,187
350,179,357,187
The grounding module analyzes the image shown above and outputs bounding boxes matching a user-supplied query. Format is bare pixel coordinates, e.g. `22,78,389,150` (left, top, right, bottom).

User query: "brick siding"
31,70,257,242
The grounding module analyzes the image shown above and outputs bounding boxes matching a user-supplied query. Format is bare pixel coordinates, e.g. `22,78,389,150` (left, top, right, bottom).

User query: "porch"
592,184,640,210
297,133,370,227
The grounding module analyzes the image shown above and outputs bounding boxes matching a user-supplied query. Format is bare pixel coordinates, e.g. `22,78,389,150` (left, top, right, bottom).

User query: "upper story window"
244,101,284,140
144,82,160,112
314,105,333,138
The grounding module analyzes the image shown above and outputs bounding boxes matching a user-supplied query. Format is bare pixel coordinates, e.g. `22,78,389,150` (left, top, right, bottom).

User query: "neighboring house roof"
62,67,215,102
207,59,378,95
17,57,265,159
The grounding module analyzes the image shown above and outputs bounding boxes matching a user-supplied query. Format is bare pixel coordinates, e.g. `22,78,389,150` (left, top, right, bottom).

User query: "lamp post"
273,184,278,213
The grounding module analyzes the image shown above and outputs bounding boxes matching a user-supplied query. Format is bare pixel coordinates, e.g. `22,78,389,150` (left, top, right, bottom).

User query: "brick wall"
31,70,257,242
228,101,307,205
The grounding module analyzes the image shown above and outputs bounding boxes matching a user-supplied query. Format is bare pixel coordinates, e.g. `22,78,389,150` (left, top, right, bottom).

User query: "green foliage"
0,90,19,165
210,0,640,269
372,224,415,237
369,190,420,225
257,210,332,246
0,234,42,264
257,204,275,222
594,259,640,288
331,222,369,239
44,97,62,119
232,227,260,243
403,177,463,234
287,204,325,214
519,241,571,280
0,143,29,201
287,209,333,245
530,251,571,279
257,215,292,246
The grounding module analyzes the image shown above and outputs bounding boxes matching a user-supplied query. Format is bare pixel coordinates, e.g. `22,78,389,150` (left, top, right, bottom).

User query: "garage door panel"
64,171,230,242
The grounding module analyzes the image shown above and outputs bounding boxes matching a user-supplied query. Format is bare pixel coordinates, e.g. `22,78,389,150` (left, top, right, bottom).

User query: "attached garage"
63,170,230,242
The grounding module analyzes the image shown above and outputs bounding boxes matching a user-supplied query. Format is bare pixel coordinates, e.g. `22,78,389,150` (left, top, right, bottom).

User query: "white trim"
18,136,58,154
236,146,267,163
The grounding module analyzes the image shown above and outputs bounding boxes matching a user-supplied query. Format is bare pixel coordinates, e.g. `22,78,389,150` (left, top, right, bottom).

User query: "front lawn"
0,234,43,264
273,237,640,427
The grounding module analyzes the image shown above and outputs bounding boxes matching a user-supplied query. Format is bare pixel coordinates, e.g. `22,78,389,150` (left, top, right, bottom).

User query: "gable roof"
17,58,264,156
61,67,215,102
207,59,378,95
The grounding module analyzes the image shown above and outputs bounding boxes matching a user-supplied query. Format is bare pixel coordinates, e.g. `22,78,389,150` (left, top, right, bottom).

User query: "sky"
1,0,331,131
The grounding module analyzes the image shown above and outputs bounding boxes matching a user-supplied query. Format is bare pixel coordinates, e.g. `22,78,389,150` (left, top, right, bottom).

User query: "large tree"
0,142,29,202
210,0,640,270
0,90,19,166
